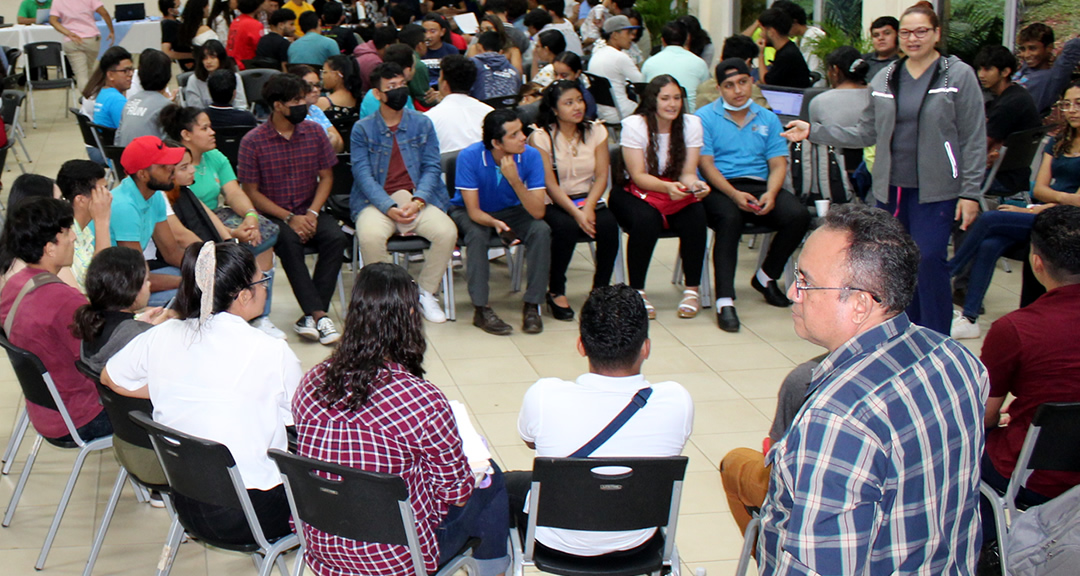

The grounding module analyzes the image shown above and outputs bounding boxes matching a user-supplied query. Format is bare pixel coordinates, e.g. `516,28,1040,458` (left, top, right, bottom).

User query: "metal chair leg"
443,262,456,321
37,439,108,569
83,468,129,576
735,513,760,576
2,406,29,474
155,514,186,576
3,434,42,526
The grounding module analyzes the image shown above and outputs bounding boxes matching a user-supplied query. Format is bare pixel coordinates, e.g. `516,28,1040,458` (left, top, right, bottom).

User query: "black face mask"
284,104,308,125
383,87,410,111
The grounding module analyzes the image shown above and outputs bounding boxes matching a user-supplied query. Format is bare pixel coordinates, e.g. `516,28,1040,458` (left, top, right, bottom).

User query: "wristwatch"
285,213,295,223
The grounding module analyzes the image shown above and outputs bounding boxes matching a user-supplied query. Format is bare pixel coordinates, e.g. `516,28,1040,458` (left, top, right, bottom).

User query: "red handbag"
626,177,699,228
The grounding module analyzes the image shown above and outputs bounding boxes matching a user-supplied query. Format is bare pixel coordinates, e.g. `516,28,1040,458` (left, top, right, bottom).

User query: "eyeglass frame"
247,271,272,290
897,26,934,40
1058,99,1080,112
108,66,135,74
793,264,882,304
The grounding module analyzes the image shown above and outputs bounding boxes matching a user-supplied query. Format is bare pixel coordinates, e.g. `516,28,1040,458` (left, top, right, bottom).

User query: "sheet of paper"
453,13,479,35
449,400,491,472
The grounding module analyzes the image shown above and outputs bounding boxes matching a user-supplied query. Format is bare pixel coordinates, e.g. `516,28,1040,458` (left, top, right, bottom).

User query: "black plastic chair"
267,449,480,576
129,411,299,576
213,124,255,172
583,73,615,108
981,402,1080,575
511,456,688,576
23,41,75,128
0,332,113,570
1,89,31,173
239,68,282,114
71,108,110,164
483,94,521,109
979,124,1056,211
103,145,127,180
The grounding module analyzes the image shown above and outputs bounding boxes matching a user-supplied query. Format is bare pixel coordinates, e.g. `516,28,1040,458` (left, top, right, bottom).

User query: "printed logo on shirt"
752,124,769,137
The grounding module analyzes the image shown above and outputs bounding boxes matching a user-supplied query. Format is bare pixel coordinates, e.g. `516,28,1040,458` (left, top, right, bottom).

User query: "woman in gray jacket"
783,3,986,335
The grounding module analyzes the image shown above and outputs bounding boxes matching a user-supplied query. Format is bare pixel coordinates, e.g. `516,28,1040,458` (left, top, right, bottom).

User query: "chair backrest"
529,456,688,532
176,71,194,91
24,42,65,70
104,146,127,179
129,411,245,511
1,90,25,126
325,153,354,223
584,73,616,108
998,124,1055,174
90,121,117,149
239,69,282,106
441,149,459,198
0,330,59,411
72,109,102,149
798,87,829,121
267,449,415,546
4,49,19,77
483,94,521,109
212,125,253,171
1022,402,1080,474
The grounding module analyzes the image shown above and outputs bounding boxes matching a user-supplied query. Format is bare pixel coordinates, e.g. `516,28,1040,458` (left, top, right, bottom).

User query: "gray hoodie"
808,55,986,205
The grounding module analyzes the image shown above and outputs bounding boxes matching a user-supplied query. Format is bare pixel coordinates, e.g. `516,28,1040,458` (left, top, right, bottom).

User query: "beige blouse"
528,122,609,204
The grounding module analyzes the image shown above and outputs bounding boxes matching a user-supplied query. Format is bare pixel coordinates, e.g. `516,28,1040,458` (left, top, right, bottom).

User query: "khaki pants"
356,205,457,295
62,36,101,91
719,447,771,537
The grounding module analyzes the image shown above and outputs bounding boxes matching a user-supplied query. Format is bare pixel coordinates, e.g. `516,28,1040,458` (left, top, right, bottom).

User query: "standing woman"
804,46,871,203
783,3,986,334
184,40,249,109
208,0,237,42
49,0,116,90
177,0,221,54
609,74,709,319
528,80,618,320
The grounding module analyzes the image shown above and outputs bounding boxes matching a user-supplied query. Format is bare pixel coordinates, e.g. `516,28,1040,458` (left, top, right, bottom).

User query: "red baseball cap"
120,136,186,175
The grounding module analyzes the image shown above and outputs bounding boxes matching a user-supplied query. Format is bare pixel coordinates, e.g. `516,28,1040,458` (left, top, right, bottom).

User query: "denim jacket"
349,108,448,220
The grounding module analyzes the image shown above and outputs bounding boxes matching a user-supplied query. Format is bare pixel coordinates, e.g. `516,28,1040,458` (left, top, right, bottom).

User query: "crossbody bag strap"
544,125,561,186
568,387,653,458
3,272,66,335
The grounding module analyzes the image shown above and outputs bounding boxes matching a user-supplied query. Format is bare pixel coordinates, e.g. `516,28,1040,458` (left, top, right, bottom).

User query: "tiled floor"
0,88,1017,576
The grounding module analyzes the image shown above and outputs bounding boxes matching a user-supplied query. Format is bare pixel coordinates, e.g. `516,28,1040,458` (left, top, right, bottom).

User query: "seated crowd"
4,0,1080,574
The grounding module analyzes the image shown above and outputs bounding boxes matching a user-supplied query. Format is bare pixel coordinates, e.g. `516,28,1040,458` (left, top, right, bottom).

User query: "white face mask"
722,98,752,112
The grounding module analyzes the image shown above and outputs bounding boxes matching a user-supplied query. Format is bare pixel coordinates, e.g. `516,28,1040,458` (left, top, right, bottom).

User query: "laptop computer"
114,3,146,22
759,86,805,121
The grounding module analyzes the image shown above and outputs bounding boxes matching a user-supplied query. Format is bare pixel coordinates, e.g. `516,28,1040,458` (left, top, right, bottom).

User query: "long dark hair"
325,55,364,102
1054,80,1080,158
678,15,711,58
174,241,258,319
194,39,235,81
480,14,513,53
826,46,870,86
71,247,147,342
208,0,233,29
318,263,426,411
177,0,210,48
82,46,133,99
537,80,591,142
159,104,205,143
635,75,686,181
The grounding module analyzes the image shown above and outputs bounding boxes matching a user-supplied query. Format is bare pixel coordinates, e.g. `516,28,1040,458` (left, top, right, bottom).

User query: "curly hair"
634,75,686,181
318,263,426,411
1053,81,1080,158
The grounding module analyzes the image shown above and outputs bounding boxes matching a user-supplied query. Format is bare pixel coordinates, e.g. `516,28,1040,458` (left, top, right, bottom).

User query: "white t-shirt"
620,114,704,174
106,313,302,490
518,372,694,556
540,21,584,57
424,93,495,154
587,44,644,124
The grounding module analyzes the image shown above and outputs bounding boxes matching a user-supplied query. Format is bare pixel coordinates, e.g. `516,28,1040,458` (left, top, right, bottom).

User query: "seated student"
116,49,174,147
975,45,1041,194
293,263,510,576
948,80,1080,340
484,0,531,57
111,136,191,307
228,0,269,70
981,205,1080,522
862,16,900,81
256,8,296,72
527,81,617,320
523,8,552,46
465,15,524,75
351,62,456,324
354,25,397,94
57,159,111,291
203,69,258,128
237,73,346,345
507,284,694,554
359,44,418,118
0,197,113,445
289,65,346,152
103,241,300,545
587,15,644,125
425,55,494,154
319,2,358,56
641,21,710,114
420,13,461,89
89,47,135,130
448,108,552,336
530,29,567,88
0,176,75,291
288,12,340,66
161,145,235,246
608,75,709,320
720,35,770,109
696,59,810,332
537,0,583,57
72,247,170,374
399,24,436,111
470,31,523,102
183,40,249,110
315,55,363,141
549,52,597,120
1013,22,1080,116
755,8,812,89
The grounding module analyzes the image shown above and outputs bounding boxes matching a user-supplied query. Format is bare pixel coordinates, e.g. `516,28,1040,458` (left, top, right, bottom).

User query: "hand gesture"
782,120,810,143
756,191,777,215
492,219,512,235
665,181,690,201
241,214,262,245
89,182,112,222
579,203,597,237
755,34,766,51
388,206,418,224
499,154,522,185
732,191,761,213
955,198,979,231
689,180,710,200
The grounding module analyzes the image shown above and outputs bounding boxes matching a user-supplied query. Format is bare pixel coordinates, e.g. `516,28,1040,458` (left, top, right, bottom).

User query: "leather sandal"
677,289,700,319
638,290,657,320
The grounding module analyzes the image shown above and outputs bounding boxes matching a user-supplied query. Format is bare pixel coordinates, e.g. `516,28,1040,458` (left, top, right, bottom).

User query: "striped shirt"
759,313,988,576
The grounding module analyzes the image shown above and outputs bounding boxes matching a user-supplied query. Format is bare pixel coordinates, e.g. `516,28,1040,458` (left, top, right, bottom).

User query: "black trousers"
608,189,707,291
267,212,347,316
172,484,292,546
702,179,811,299
544,203,620,295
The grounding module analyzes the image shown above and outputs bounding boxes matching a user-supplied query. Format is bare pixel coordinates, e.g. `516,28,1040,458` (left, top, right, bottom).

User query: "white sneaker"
294,316,319,340
950,311,981,340
251,316,286,339
316,316,341,345
418,288,447,323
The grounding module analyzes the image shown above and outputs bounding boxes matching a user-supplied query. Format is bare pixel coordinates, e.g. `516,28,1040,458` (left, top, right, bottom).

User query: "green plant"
802,20,871,72
823,0,864,40
633,0,688,47
944,0,1004,65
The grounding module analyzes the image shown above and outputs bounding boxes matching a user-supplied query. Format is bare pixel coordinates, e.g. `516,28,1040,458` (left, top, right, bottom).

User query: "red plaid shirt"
293,361,474,576
237,120,336,214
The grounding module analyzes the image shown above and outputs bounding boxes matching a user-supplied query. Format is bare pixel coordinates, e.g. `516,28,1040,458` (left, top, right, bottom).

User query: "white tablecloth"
0,19,161,65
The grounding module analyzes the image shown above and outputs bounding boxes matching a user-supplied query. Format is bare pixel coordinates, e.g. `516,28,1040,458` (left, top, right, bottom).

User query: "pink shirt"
50,0,104,41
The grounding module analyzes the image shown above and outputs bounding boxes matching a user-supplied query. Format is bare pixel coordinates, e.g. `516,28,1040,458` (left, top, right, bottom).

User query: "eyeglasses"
898,27,933,39
793,265,882,303
1059,100,1080,112
247,271,271,290
109,67,135,74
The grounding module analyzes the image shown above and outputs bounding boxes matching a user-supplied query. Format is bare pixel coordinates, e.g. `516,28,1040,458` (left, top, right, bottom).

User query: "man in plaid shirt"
759,204,988,576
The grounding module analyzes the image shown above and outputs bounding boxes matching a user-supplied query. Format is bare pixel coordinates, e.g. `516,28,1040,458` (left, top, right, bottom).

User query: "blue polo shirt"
696,100,788,181
450,142,545,213
109,177,168,249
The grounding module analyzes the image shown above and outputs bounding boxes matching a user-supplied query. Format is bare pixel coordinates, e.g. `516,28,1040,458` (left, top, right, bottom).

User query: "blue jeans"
148,266,181,308
878,187,956,335
437,462,510,576
948,210,1034,319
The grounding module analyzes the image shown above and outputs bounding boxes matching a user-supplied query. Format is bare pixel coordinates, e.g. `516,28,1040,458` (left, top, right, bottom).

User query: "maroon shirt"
237,120,337,214
0,268,100,439
383,126,415,195
982,283,1080,498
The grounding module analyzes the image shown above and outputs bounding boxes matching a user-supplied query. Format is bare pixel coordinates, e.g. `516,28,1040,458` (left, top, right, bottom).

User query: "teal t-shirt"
110,177,168,249
189,149,236,210
19,0,52,19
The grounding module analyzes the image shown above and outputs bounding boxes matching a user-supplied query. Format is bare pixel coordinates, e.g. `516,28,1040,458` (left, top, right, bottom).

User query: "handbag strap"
4,272,65,335
544,125,562,186
569,387,653,458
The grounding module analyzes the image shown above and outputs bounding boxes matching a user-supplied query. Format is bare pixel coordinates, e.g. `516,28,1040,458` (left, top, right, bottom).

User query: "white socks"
755,268,772,286
716,297,734,308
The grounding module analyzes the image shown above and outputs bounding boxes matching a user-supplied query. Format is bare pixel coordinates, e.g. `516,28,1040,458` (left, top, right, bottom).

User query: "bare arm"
153,218,189,267
96,6,115,41
461,188,510,232
623,147,688,200
166,214,202,246
117,240,181,291
202,203,235,241
49,15,81,42
1033,152,1080,206
100,367,150,399
985,395,1006,429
